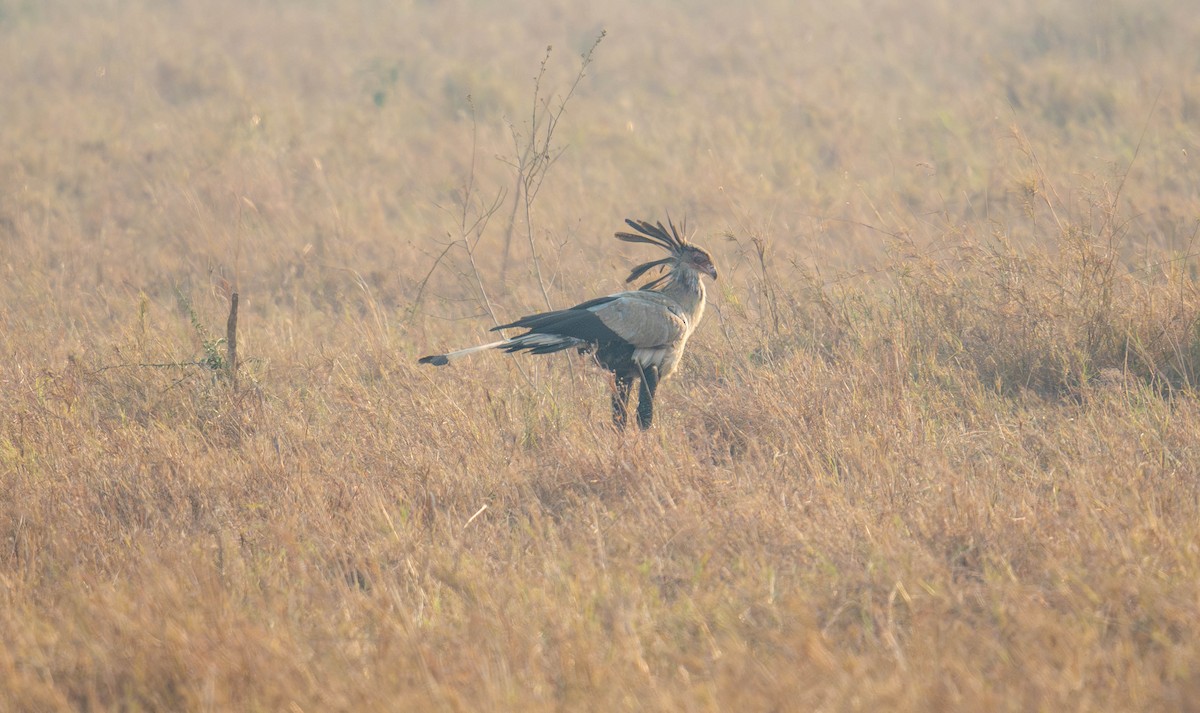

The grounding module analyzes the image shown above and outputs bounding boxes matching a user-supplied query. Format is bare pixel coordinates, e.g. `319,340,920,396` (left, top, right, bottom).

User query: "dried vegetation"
2,0,1200,709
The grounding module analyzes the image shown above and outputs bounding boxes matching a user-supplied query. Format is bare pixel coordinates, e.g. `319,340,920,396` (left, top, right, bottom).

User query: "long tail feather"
418,340,508,366
419,332,585,366
500,333,584,355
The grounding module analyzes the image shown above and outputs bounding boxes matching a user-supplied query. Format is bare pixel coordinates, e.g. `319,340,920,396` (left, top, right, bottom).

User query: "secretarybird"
419,217,718,430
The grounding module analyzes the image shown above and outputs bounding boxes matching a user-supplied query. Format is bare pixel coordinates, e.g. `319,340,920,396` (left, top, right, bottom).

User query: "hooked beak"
705,264,718,280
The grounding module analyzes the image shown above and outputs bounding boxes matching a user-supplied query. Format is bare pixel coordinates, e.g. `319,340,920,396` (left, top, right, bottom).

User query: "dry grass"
3,0,1200,710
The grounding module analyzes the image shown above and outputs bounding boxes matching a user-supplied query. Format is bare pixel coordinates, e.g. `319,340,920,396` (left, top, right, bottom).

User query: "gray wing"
488,289,687,352
590,291,688,348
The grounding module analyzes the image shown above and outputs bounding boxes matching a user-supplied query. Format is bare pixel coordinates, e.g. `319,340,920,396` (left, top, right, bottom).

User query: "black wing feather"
492,295,628,346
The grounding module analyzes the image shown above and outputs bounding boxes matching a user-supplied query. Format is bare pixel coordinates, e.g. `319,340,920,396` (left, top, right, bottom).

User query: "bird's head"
616,216,718,286
679,244,718,281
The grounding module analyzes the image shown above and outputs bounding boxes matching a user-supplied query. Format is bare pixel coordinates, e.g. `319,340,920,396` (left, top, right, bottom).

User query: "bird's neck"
663,266,706,330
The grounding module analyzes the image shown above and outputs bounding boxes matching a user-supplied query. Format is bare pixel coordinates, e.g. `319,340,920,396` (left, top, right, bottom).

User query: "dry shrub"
889,209,1200,399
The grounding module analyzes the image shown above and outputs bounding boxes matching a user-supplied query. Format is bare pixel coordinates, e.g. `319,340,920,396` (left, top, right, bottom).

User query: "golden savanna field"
4,0,1200,709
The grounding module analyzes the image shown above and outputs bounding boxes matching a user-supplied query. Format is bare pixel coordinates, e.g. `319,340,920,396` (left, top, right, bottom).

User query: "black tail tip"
418,355,449,366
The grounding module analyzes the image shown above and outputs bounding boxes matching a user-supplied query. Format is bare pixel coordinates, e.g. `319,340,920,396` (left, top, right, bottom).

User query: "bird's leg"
636,364,659,430
611,374,633,431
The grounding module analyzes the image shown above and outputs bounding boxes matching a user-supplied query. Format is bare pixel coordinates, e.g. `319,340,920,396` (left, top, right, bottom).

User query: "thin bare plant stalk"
419,95,507,327
499,31,605,304
440,97,544,394
457,97,505,326
407,241,457,324
226,291,238,386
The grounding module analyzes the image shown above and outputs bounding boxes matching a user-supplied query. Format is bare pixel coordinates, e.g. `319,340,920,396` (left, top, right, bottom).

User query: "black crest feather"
624,256,673,284
614,216,686,252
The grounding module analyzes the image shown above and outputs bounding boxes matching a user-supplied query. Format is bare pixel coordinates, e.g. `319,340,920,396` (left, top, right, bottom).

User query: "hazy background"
4,0,1198,346
3,1,1200,709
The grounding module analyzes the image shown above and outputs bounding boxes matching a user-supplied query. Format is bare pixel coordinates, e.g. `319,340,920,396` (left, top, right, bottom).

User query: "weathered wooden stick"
226,292,239,385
